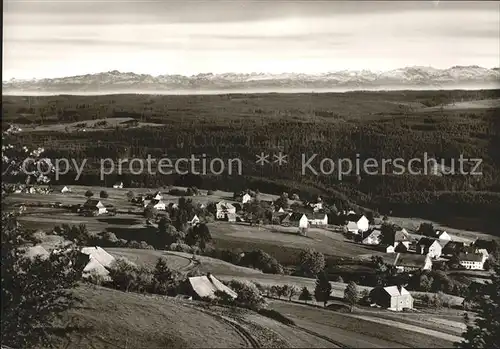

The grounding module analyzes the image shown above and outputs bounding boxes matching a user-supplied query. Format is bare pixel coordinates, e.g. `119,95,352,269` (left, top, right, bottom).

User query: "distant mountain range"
3,66,500,94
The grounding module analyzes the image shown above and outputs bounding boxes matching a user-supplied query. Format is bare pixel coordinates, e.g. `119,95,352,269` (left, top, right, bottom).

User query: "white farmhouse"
308,212,328,226
241,193,252,204
83,199,107,215
288,213,309,229
362,229,382,245
458,252,485,270
436,230,452,241
53,185,71,194
188,214,200,226
113,182,124,189
216,201,236,220
346,214,369,234
416,238,442,259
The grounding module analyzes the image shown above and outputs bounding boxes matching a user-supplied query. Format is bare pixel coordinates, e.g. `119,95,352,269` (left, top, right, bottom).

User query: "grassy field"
46,284,464,349
46,284,347,348
207,222,385,264
268,300,462,348
48,285,250,348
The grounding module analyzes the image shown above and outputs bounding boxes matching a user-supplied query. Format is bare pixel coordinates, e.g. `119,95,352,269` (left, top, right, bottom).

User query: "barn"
369,285,414,311
184,273,237,300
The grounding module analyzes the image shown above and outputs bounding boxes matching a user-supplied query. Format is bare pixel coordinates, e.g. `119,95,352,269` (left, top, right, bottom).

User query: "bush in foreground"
2,212,86,348
226,280,266,310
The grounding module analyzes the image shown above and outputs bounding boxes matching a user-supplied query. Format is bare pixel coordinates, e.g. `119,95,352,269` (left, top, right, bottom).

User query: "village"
3,180,496,319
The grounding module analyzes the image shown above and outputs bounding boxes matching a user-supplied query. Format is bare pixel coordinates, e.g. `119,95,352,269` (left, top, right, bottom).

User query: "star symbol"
256,152,270,166
273,152,288,166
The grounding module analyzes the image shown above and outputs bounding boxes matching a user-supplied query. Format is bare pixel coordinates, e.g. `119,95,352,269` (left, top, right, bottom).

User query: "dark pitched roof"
394,229,409,242
346,213,363,222
310,212,327,220
473,239,497,252
289,212,307,221
395,243,408,252
84,199,102,207
458,252,484,262
442,241,465,254
417,237,438,248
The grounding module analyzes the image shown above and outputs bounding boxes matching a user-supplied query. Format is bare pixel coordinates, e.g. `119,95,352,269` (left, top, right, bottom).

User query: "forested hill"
3,90,500,233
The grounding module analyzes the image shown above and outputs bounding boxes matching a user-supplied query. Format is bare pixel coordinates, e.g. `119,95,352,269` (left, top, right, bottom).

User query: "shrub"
135,266,154,293
84,190,94,197
169,242,197,253
297,248,325,277
100,190,109,198
227,280,266,310
139,241,154,250
127,240,141,249
152,258,181,295
213,290,236,305
298,287,313,303
99,231,119,246
108,258,140,292
240,250,284,274
86,270,107,286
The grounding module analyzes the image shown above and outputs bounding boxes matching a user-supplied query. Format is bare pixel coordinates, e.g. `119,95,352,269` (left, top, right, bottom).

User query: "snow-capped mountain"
3,66,499,94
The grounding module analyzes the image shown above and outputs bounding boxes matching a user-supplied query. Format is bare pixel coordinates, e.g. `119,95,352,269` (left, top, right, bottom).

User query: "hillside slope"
46,285,337,348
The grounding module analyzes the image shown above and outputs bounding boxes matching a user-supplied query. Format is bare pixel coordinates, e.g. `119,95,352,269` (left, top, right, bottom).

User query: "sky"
3,0,500,80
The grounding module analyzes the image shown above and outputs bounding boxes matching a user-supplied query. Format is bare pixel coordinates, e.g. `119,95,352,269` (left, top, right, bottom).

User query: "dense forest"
3,89,500,232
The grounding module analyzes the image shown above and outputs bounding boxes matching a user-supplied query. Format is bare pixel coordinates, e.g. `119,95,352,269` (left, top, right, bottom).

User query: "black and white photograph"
2,0,500,348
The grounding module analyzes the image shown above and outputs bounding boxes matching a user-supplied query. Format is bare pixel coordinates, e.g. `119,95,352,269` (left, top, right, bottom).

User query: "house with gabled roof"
345,214,369,234
393,253,433,273
241,193,252,204
282,212,309,229
422,228,451,241
472,239,498,254
144,191,163,201
113,181,124,189
52,185,71,194
215,201,236,220
435,230,451,241
369,285,414,311
458,252,485,270
185,273,237,300
362,228,382,245
80,246,116,280
394,228,411,249
188,214,200,226
417,237,442,259
441,241,466,256
308,212,328,226
83,199,107,215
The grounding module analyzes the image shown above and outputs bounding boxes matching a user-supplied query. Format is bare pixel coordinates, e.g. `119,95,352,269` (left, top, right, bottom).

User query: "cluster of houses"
4,124,22,134
360,224,491,271
134,191,167,211
5,184,52,195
